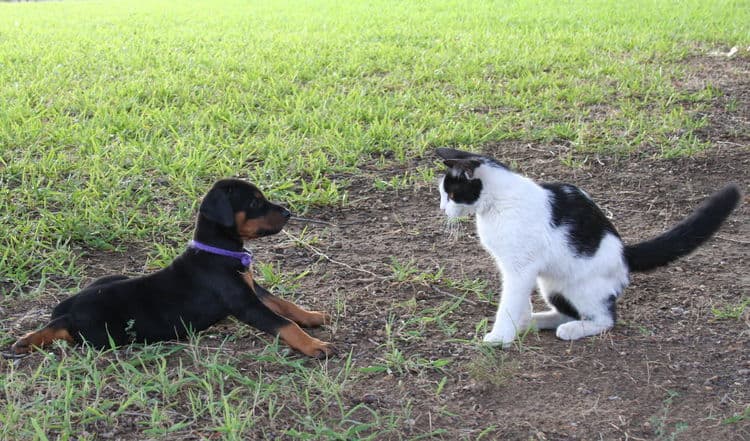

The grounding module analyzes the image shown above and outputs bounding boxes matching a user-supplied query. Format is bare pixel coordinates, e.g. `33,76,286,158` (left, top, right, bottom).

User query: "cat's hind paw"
555,320,612,340
555,323,584,341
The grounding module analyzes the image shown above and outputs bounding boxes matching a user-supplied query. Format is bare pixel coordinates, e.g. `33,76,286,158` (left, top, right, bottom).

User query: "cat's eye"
448,192,454,200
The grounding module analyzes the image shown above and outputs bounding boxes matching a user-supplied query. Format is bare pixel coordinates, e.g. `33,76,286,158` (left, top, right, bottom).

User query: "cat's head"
436,148,507,218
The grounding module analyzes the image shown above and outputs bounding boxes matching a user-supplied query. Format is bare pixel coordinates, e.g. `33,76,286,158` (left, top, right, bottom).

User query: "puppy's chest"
241,269,257,293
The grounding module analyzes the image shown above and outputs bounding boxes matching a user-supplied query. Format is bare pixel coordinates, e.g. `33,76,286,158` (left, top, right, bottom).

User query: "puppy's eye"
248,200,259,209
448,193,454,200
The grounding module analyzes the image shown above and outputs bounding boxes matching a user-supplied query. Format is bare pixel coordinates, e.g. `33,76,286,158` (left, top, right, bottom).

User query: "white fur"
439,164,629,346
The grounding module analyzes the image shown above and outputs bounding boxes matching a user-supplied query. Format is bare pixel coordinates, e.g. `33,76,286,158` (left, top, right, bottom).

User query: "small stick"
432,285,478,306
282,230,383,279
289,216,338,227
715,235,750,245
1,351,28,360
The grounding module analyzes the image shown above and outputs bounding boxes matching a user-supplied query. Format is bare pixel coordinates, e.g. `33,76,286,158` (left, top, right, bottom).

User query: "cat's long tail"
625,184,742,273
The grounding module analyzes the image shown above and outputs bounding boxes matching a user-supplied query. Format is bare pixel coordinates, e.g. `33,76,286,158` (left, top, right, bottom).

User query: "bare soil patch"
262,55,749,440
277,142,748,440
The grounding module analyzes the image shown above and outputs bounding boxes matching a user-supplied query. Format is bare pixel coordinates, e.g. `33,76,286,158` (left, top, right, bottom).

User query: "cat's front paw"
482,330,515,348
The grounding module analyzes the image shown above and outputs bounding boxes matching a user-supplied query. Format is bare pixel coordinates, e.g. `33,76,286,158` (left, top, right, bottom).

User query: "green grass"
649,390,690,441
1,0,748,292
1,0,748,439
723,406,750,425
465,345,519,388
2,337,411,440
711,297,750,320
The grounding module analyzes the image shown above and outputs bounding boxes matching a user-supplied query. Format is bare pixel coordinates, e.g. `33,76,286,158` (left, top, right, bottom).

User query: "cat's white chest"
476,212,531,257
474,192,553,277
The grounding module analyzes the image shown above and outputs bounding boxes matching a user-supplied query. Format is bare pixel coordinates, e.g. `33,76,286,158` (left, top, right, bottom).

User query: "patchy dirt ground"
283,148,748,439
3,57,749,440
266,55,749,440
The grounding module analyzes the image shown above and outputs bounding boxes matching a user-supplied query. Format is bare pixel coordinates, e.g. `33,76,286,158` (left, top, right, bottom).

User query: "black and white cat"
436,148,741,346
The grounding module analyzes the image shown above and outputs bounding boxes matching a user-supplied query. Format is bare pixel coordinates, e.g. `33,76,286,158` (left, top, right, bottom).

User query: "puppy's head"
199,179,291,240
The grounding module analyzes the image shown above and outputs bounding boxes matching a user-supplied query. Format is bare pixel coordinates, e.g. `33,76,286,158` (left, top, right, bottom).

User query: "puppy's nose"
282,208,292,219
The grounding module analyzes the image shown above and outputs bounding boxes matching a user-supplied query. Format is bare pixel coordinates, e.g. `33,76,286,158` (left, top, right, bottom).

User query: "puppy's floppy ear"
436,148,483,179
199,188,235,227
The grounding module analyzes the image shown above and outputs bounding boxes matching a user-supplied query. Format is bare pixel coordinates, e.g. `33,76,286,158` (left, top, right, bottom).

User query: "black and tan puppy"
10,179,334,358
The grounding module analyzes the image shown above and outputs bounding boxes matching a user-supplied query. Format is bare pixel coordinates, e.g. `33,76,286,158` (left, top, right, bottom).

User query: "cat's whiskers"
444,217,467,241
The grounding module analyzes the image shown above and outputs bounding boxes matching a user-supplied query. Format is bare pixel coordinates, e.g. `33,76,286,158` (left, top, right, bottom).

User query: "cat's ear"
442,159,482,179
436,147,483,178
436,147,481,161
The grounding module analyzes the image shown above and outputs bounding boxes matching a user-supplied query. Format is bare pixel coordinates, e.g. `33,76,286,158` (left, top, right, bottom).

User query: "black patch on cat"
549,293,580,320
542,183,620,256
443,173,483,205
436,148,508,170
624,184,741,272
606,295,617,323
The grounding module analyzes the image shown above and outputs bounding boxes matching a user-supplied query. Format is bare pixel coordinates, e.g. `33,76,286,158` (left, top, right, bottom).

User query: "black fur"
606,295,617,323
199,187,236,227
442,173,483,205
436,147,508,172
625,184,741,272
543,183,620,256
435,148,484,161
549,293,581,320
436,148,511,204
12,179,310,351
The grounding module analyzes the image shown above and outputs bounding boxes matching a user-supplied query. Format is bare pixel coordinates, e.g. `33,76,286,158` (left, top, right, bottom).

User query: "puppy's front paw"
305,338,337,359
10,334,32,355
301,311,332,328
278,324,336,358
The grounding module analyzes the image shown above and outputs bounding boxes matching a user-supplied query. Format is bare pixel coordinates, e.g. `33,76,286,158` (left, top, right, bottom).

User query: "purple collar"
188,240,253,267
